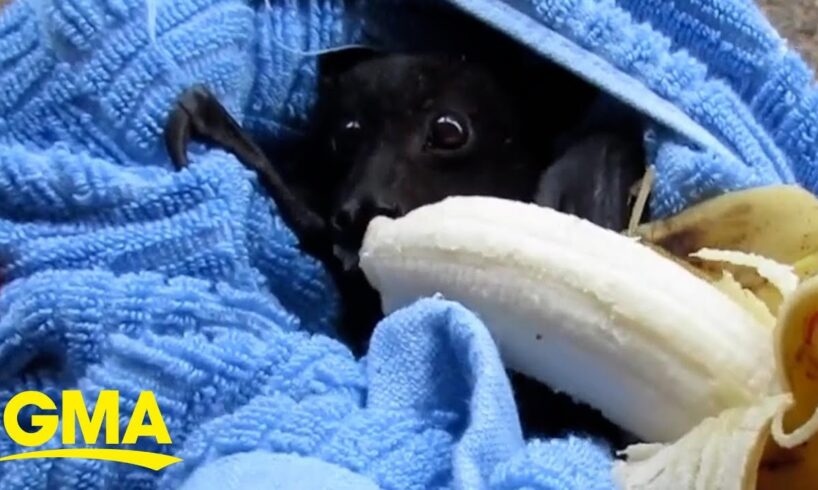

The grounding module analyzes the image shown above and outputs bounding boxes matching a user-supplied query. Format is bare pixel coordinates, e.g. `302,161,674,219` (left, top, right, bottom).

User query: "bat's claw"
163,85,222,170
164,102,192,169
162,84,330,255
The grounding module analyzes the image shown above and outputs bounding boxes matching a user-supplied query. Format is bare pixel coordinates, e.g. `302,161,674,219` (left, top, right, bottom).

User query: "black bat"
164,50,645,347
163,51,645,449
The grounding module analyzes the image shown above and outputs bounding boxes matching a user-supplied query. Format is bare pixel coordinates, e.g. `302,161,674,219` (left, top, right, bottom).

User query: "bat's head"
316,51,590,270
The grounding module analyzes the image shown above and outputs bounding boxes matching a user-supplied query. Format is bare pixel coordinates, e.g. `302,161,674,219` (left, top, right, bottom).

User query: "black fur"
163,50,644,450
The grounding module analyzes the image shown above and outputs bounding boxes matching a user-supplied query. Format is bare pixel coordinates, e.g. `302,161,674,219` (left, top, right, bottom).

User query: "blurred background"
761,0,818,68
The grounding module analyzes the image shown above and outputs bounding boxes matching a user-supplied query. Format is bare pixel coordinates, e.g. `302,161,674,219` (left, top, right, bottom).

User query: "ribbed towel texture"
0,0,815,488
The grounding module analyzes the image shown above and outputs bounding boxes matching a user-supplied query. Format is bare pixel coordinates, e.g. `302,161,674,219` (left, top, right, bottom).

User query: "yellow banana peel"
635,185,818,315
615,275,818,490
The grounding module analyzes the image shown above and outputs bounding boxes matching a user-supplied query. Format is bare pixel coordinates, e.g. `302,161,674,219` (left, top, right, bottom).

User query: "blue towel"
0,0,814,489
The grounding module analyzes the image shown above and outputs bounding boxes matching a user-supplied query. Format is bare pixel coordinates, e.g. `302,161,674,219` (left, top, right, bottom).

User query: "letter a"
122,392,171,445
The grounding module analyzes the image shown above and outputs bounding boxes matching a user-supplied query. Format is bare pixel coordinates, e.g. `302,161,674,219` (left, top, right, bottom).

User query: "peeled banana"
359,196,780,443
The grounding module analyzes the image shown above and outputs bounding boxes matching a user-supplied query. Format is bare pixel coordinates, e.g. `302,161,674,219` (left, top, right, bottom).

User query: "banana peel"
634,185,818,315
711,270,777,329
615,275,818,490
619,184,818,489
758,274,818,490
634,185,818,265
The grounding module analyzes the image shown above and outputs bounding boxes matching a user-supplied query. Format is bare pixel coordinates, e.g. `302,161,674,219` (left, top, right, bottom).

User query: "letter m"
62,390,120,445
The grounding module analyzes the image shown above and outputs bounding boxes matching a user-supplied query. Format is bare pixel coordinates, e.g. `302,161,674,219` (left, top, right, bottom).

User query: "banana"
634,185,818,313
359,196,780,443
615,276,818,490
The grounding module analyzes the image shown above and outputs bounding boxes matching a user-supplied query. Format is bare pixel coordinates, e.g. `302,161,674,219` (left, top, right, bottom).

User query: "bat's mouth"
330,213,378,275
332,243,361,274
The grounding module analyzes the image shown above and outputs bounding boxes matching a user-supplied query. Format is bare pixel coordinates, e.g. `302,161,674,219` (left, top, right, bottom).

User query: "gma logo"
0,390,181,470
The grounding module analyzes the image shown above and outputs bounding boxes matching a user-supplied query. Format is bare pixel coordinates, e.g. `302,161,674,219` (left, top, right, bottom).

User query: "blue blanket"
0,0,814,488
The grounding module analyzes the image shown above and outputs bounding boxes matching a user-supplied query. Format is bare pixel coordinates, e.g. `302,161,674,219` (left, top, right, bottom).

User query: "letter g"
4,391,58,447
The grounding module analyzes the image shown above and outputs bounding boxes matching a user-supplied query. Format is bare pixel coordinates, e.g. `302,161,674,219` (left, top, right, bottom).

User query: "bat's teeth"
332,244,360,272
343,254,360,272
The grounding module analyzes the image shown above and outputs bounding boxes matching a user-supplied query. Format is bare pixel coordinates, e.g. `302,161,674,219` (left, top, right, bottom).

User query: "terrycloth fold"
0,0,815,489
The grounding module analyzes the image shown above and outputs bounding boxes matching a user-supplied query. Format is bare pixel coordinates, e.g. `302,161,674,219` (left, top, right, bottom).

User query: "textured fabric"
443,0,804,216
0,0,815,489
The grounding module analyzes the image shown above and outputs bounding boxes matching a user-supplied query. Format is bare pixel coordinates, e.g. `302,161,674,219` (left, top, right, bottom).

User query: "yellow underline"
0,448,182,471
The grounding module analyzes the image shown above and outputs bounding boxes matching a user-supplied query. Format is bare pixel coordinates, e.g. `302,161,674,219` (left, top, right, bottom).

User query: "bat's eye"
426,113,470,151
331,119,363,155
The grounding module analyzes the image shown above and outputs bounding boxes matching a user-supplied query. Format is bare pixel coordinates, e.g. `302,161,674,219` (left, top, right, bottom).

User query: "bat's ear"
317,47,380,87
499,57,601,146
